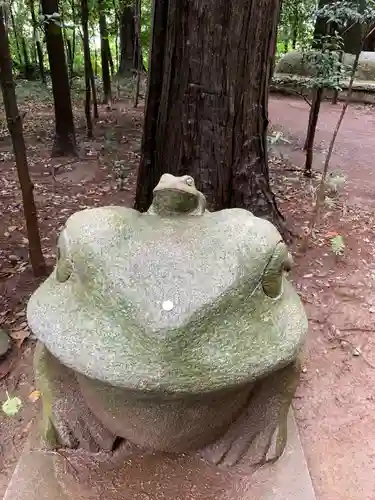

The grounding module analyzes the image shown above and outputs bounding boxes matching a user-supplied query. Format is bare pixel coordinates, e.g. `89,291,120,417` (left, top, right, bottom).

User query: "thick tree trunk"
81,0,93,138
98,0,112,105
41,0,77,157
119,4,135,74
135,0,283,228
0,7,46,277
118,3,144,74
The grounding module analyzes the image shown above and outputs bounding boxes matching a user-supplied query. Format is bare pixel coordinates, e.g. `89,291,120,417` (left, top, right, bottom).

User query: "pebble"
8,254,20,264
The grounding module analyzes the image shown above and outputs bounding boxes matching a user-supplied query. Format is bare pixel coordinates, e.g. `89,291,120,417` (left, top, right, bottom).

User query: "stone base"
271,73,375,104
3,411,315,500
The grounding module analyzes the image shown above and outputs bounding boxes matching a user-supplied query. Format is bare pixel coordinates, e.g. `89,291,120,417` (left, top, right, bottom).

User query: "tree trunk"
89,58,99,119
363,25,375,51
41,0,77,157
313,0,332,44
118,2,143,75
108,46,115,75
66,38,74,81
81,0,93,138
98,0,112,105
10,7,22,66
292,25,297,49
133,0,141,107
135,0,283,228
21,37,34,80
0,7,46,277
304,87,323,177
29,0,46,84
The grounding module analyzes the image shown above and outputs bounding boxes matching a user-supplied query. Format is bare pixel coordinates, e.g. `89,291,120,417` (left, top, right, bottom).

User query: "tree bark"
133,0,141,107
89,58,99,119
0,7,46,277
81,0,93,138
98,0,112,105
304,87,323,177
10,7,22,66
135,0,283,228
21,37,35,80
118,2,144,74
41,0,77,157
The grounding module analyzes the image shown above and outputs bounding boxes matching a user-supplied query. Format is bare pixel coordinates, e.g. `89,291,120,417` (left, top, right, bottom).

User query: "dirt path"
270,96,375,500
269,96,375,208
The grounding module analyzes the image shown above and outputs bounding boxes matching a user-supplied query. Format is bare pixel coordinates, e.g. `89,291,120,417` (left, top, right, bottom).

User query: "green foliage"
278,0,317,54
316,0,375,26
302,34,346,89
6,0,153,78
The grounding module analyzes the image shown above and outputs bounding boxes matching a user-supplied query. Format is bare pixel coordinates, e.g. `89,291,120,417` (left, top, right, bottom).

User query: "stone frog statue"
27,173,307,471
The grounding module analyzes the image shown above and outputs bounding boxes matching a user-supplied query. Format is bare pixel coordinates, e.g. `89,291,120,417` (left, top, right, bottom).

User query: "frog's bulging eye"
185,176,194,186
56,230,72,283
262,242,291,299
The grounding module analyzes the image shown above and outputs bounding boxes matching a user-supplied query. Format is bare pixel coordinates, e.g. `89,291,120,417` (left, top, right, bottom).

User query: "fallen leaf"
2,394,22,416
28,390,41,403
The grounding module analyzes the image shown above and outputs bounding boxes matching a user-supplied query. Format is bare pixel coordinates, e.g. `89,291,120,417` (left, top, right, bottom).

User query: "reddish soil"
270,96,375,500
0,91,375,499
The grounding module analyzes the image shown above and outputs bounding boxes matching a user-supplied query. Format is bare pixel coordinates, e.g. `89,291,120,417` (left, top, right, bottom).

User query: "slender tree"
0,6,46,277
21,37,34,79
81,0,93,137
98,0,112,105
133,0,141,107
41,0,77,156
89,58,99,119
135,0,283,229
10,6,22,66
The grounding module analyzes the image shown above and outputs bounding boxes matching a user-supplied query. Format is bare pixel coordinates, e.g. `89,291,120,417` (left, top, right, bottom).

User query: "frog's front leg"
197,358,301,470
34,342,117,453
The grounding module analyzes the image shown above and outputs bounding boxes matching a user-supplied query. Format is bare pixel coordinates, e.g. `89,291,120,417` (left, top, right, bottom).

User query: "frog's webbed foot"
54,437,143,474
35,343,117,453
197,360,300,470
48,391,117,453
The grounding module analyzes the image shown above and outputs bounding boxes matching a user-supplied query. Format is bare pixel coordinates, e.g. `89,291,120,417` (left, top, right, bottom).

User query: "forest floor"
0,85,375,499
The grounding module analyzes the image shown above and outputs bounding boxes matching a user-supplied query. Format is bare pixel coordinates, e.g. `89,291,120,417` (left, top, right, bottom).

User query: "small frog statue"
27,174,307,471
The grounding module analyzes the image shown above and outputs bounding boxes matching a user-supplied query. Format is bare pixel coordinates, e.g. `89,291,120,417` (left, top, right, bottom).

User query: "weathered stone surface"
27,174,307,473
27,205,306,393
276,50,375,81
3,412,316,500
0,328,10,357
35,341,300,465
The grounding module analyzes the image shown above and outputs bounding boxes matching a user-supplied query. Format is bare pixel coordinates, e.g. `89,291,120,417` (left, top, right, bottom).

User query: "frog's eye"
56,229,72,283
262,242,292,299
185,176,194,186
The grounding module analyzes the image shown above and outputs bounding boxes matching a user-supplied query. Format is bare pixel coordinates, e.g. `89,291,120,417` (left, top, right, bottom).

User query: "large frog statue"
27,174,307,471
